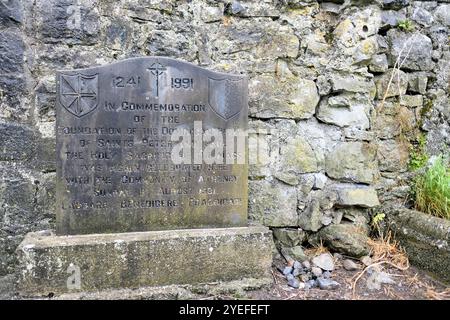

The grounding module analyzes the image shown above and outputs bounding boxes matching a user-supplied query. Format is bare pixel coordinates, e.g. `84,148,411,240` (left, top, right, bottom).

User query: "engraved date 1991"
112,76,193,90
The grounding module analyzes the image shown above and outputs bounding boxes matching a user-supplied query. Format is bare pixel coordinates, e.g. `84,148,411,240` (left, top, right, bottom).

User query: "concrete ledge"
17,226,273,296
387,207,450,283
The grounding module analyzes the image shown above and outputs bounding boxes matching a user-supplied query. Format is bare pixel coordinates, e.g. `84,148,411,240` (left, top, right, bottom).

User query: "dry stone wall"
0,0,449,275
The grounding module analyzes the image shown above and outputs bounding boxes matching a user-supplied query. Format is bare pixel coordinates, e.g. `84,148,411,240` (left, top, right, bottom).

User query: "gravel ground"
1,260,448,300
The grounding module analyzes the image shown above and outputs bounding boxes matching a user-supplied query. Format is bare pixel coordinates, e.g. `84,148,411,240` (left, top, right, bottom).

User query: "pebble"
311,267,323,278
333,253,343,260
287,277,301,289
292,268,302,277
317,277,340,290
312,253,335,271
300,274,311,282
322,271,332,279
286,273,294,281
302,260,311,270
283,266,293,275
293,261,302,269
361,256,373,266
305,279,317,289
343,259,359,271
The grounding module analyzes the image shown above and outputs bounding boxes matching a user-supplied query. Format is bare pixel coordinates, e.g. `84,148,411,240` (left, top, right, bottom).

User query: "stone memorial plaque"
56,57,248,235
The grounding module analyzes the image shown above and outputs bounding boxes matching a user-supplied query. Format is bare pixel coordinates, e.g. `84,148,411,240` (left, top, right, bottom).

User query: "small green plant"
409,133,429,171
371,212,386,237
397,20,415,32
413,155,450,220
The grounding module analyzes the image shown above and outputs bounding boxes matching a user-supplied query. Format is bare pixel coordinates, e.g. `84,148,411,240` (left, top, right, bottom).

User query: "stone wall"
0,0,449,275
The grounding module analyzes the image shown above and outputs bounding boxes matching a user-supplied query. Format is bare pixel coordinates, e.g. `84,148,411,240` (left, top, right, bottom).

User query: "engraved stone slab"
56,57,248,235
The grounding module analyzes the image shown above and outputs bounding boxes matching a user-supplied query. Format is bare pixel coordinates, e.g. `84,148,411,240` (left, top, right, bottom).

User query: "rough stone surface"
387,207,450,283
17,226,273,295
0,0,449,282
272,228,307,248
325,142,378,184
312,253,335,271
249,179,297,227
335,184,380,208
315,224,371,258
249,76,319,120
375,68,408,99
343,259,359,271
387,30,434,71
317,278,340,290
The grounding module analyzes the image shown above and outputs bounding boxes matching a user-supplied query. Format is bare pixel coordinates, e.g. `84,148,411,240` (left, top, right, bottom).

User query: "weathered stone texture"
387,207,450,283
0,0,449,280
17,226,273,295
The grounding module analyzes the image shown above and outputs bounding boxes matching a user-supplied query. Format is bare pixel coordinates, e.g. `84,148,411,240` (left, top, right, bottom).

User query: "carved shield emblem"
59,73,98,117
208,78,244,120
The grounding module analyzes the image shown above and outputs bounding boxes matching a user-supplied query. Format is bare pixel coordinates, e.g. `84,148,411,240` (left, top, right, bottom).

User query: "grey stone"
286,273,294,281
283,266,293,276
312,253,335,271
0,122,36,161
0,0,22,26
377,139,409,172
343,128,375,142
302,260,311,270
279,136,319,174
317,98,370,130
330,73,375,94
400,95,423,107
17,226,273,295
313,173,328,190
343,259,360,271
30,0,100,44
57,57,248,235
333,253,343,260
407,72,428,94
0,30,24,73
311,267,323,278
249,76,318,120
434,5,450,27
292,268,302,277
316,76,332,96
381,10,407,30
323,271,332,279
411,7,434,27
0,75,26,114
387,30,434,71
315,223,371,258
305,279,317,289
200,5,224,22
249,180,297,227
272,228,307,248
361,256,373,266
325,142,378,184
335,184,380,208
317,277,340,290
382,0,409,10
387,207,450,283
230,1,245,15
282,246,308,263
369,54,389,73
375,68,408,99
301,274,311,283
366,271,395,290
298,197,324,232
287,277,300,289
293,261,302,269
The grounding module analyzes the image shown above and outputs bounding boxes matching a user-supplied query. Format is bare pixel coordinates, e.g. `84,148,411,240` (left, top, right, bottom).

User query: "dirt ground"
244,262,450,300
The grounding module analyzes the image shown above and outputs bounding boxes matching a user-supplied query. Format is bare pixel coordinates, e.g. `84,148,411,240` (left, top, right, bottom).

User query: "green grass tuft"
409,133,429,171
397,20,415,32
413,155,450,220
